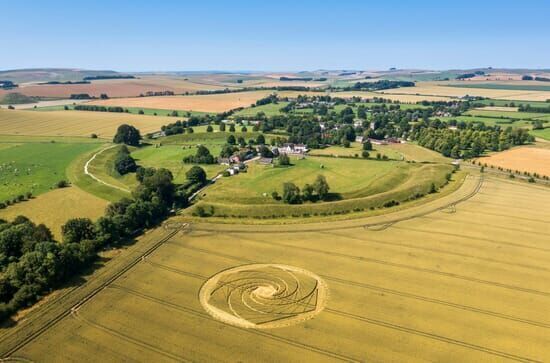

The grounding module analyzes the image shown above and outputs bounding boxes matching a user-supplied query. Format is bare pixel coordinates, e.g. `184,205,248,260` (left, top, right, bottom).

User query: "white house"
276,143,308,155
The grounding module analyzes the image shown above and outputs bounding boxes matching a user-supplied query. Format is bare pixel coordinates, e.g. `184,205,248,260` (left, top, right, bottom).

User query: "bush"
56,180,70,188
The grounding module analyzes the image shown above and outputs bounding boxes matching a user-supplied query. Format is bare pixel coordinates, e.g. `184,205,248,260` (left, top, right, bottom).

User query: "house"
355,136,364,143
150,131,166,139
276,143,308,155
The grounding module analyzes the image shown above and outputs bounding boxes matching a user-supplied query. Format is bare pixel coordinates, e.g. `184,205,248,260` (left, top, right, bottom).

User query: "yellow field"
0,186,107,239
89,91,278,113
0,108,173,138
380,81,550,101
480,146,550,177
4,175,550,361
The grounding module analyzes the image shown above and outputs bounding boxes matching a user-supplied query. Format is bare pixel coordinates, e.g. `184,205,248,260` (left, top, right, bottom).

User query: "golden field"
3,175,550,362
0,108,173,138
480,146,550,177
0,186,108,239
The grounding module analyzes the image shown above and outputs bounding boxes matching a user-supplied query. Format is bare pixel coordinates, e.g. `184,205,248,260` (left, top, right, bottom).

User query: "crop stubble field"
4,174,550,362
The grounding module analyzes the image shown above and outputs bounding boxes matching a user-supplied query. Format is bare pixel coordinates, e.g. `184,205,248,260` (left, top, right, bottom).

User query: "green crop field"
436,115,536,128
464,109,547,120
0,142,100,201
233,102,289,117
476,98,550,108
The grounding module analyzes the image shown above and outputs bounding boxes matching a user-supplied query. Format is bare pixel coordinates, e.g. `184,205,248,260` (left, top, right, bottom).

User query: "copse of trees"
74,105,125,113
348,80,415,91
114,145,137,175
183,145,216,164
113,124,141,146
277,175,330,204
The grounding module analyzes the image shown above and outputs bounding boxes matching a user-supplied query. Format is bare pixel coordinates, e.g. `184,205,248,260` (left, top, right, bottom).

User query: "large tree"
113,124,141,146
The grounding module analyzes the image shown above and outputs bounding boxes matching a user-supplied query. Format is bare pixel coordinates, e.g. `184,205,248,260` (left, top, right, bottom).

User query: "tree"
241,126,247,132
282,183,301,204
113,124,141,146
114,146,137,175
61,218,96,244
229,124,236,132
220,144,236,158
256,134,266,145
302,183,315,202
183,145,215,164
206,125,213,132
227,135,236,145
278,153,290,166
361,150,370,158
186,166,207,185
363,140,373,151
313,175,330,200
258,145,273,158
219,123,226,132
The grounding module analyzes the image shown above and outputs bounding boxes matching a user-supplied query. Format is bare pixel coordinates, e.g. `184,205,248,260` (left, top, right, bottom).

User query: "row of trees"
274,175,330,204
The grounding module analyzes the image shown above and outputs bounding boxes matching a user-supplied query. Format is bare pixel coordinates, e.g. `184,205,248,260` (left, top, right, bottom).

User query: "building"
275,143,308,155
355,136,364,143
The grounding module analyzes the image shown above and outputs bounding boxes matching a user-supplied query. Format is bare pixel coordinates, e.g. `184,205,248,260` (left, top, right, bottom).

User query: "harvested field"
0,108,173,137
330,91,452,102
4,175,550,361
479,147,550,177
0,76,232,98
381,82,550,102
0,186,107,239
89,90,278,113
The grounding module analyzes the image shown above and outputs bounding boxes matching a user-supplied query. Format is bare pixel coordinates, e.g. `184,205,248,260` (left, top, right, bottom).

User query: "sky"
3,0,549,72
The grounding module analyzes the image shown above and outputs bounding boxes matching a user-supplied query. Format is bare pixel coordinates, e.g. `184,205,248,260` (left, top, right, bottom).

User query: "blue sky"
3,0,549,71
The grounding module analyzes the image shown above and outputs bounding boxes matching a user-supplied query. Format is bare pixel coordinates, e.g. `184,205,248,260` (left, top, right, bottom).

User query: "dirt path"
84,145,131,193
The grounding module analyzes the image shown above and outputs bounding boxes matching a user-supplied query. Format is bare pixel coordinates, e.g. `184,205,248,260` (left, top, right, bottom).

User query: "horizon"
3,0,550,71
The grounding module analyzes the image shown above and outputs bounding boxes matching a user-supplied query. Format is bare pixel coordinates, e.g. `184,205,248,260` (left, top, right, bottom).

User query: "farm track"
117,261,541,362
83,145,131,193
0,224,185,358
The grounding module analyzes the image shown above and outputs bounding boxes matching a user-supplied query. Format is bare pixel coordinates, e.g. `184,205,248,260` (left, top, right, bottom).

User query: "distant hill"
0,68,133,84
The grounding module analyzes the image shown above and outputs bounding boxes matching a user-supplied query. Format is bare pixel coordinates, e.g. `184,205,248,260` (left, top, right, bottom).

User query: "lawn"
0,142,100,201
531,127,550,141
309,142,402,160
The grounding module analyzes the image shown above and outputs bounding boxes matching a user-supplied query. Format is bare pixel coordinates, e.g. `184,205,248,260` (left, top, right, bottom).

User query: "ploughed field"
5,175,550,361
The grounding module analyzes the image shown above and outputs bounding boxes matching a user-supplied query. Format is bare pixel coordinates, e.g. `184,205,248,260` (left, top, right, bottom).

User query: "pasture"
0,108,173,138
5,175,550,361
0,142,100,201
531,127,550,141
191,157,454,219
479,146,550,177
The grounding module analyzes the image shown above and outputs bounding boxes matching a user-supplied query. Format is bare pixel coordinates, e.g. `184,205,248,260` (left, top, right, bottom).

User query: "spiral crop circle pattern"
199,264,328,329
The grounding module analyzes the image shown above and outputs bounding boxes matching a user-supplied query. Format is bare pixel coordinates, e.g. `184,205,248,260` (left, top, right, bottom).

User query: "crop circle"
199,264,328,329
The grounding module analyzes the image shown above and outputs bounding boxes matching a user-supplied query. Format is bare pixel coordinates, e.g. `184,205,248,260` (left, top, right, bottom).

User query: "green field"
436,115,536,128
0,142,100,201
449,83,550,92
132,144,225,182
233,102,289,117
531,127,550,140
309,142,402,160
476,98,550,108
464,109,547,120
192,156,454,219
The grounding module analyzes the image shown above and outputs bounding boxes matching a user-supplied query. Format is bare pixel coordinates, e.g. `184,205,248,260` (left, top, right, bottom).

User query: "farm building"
273,143,308,155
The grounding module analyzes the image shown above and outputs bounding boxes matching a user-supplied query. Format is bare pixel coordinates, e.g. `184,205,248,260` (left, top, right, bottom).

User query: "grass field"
476,98,550,108
531,127,550,140
0,108,174,138
192,157,453,219
0,142,100,201
5,175,550,361
131,144,226,182
233,102,289,117
309,143,402,159
0,186,107,239
464,109,548,120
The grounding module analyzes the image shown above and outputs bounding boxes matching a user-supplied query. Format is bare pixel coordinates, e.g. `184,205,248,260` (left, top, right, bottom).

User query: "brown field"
0,186,107,239
480,147,550,177
3,175,550,361
0,108,173,137
89,90,312,112
0,76,232,99
380,82,550,101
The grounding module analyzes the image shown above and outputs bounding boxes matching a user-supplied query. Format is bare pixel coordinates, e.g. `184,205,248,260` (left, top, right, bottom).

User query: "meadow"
4,175,550,362
0,141,100,201
531,127,550,140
